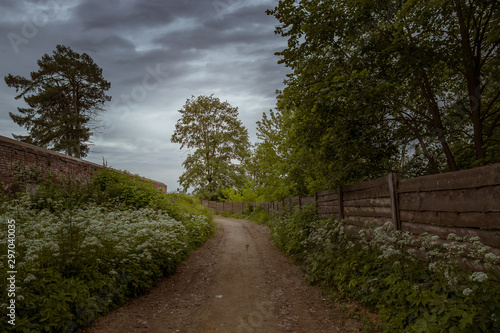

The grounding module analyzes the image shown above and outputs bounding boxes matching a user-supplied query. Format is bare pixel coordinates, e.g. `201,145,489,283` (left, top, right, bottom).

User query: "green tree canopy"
266,0,500,188
171,95,250,200
5,44,111,158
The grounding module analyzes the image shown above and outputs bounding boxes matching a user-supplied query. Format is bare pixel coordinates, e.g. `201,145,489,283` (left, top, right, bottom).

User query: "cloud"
0,0,289,191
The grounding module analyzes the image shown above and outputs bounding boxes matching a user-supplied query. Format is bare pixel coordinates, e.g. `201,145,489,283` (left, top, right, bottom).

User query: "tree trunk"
455,1,486,162
415,71,458,171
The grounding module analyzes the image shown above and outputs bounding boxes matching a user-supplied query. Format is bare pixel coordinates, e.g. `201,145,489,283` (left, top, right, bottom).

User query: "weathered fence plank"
343,197,391,207
317,192,339,202
399,187,500,212
388,173,401,230
344,206,392,218
401,221,500,248
343,185,390,200
398,163,500,193
399,211,500,229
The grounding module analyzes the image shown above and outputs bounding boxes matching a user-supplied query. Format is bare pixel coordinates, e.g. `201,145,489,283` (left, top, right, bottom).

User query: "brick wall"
0,135,167,193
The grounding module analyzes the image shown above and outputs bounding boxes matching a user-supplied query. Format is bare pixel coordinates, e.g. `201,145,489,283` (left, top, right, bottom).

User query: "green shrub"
268,203,317,259
248,206,270,224
266,211,500,332
0,169,214,332
242,203,254,215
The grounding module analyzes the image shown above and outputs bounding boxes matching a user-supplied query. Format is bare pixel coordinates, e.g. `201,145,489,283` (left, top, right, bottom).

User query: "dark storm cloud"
0,0,289,190
0,0,37,14
153,3,277,51
73,0,206,31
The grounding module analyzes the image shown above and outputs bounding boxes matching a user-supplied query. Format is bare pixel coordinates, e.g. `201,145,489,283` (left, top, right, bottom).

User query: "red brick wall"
0,135,167,193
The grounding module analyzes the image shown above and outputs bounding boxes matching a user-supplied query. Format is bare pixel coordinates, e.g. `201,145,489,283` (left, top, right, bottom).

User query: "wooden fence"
201,163,500,254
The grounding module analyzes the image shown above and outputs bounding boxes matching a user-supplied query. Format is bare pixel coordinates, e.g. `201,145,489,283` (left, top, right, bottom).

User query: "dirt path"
83,216,365,332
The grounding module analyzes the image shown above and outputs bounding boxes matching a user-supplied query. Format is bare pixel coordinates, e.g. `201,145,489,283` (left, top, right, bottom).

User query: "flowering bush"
268,208,500,332
0,170,213,332
268,204,317,259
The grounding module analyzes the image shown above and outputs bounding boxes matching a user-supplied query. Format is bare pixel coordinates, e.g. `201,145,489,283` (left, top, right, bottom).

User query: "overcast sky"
0,0,289,191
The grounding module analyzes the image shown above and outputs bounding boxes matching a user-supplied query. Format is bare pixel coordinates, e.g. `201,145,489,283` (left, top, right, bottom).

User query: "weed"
265,209,500,332
0,168,213,332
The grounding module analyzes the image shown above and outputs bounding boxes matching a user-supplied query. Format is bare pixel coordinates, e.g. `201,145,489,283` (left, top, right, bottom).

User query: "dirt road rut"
83,216,364,332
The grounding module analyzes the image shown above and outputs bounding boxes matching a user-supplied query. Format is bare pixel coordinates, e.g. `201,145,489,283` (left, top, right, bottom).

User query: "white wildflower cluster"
419,232,500,284
465,235,500,270
462,288,473,296
302,215,499,290
303,219,349,255
0,193,212,293
469,271,489,283
358,221,415,262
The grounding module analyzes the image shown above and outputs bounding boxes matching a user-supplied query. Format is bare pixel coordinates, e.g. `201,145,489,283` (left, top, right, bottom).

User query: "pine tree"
5,44,111,158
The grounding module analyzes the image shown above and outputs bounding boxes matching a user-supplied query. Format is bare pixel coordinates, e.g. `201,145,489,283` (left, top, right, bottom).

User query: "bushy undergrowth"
268,204,317,259
248,206,271,225
0,168,213,332
219,205,271,225
267,207,500,332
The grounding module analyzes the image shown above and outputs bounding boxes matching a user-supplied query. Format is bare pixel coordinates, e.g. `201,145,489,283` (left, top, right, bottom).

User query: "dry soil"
83,216,367,333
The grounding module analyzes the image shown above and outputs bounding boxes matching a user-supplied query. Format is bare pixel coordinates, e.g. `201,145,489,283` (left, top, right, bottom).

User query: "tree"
171,95,250,200
250,108,295,201
5,44,111,158
267,0,500,179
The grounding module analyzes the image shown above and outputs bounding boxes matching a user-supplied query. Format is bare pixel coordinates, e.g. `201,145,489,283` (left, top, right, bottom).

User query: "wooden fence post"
314,191,319,218
298,195,302,208
338,186,345,220
388,173,401,230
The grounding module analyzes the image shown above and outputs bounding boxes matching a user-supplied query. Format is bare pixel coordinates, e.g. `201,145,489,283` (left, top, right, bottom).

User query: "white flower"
462,288,473,296
24,274,36,283
469,272,488,283
485,252,500,262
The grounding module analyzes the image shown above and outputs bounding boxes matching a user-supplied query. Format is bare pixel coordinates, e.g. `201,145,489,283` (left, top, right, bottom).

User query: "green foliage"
219,181,266,203
91,168,182,216
171,95,251,200
247,205,271,225
262,0,500,195
216,203,270,225
251,109,298,200
0,180,6,205
168,192,212,217
265,210,500,332
13,164,94,211
268,203,318,259
4,44,111,158
0,169,213,332
15,166,194,224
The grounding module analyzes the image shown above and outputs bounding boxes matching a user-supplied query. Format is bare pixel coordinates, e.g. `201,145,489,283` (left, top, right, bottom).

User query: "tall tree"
267,0,500,178
5,44,111,158
252,109,296,200
171,95,250,200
